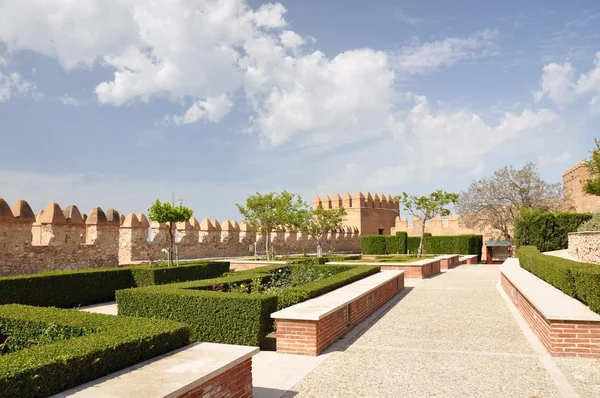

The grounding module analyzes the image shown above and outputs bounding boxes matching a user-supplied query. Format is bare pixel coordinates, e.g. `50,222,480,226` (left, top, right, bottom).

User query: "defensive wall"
563,162,600,213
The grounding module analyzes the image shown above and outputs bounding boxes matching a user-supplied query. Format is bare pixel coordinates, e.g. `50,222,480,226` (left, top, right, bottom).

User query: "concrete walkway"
275,265,600,398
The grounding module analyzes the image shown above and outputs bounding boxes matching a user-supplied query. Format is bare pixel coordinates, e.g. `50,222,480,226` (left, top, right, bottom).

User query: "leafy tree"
584,138,600,196
298,204,348,257
398,190,459,257
456,162,564,241
236,191,306,260
148,197,193,266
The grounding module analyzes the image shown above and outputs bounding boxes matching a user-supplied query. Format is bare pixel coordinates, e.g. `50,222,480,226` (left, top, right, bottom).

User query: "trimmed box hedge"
0,304,189,398
407,233,432,254
514,209,592,251
425,234,483,261
116,264,380,346
360,233,408,255
0,261,229,308
517,246,600,314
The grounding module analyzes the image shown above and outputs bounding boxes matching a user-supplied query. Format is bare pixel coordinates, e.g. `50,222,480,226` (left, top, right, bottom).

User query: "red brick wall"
276,274,404,355
177,358,253,398
381,260,440,278
439,255,459,270
501,274,600,358
466,256,478,264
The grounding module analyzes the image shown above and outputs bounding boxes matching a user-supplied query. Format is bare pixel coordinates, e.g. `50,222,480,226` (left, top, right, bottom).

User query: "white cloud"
0,71,36,102
576,52,600,94
394,29,496,74
165,94,233,125
59,94,84,106
280,30,304,49
590,96,600,114
539,151,571,168
0,53,8,67
534,62,575,106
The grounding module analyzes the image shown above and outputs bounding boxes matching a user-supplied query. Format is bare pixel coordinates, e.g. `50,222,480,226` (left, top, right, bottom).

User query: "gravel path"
282,264,596,398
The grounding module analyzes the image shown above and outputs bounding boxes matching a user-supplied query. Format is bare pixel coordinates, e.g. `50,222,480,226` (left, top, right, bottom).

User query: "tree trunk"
316,240,322,257
265,230,270,260
168,221,174,267
418,220,426,258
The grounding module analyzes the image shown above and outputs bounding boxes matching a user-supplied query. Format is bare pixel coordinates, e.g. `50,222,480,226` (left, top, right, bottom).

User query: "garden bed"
0,304,189,397
116,263,379,346
0,261,229,308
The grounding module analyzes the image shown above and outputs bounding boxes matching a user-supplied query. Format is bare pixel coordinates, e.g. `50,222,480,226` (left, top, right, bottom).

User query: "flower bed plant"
116,263,379,346
0,304,189,398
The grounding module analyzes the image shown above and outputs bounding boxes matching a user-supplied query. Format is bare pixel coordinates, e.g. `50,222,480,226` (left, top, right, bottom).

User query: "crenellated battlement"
313,191,399,211
0,196,363,276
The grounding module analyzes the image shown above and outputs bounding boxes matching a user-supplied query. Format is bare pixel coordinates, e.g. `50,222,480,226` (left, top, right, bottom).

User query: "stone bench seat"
55,343,258,398
271,270,404,355
326,259,440,278
501,258,600,358
459,254,479,265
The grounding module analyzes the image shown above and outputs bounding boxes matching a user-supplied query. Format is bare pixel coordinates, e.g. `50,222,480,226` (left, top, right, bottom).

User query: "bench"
459,254,479,265
54,343,258,398
435,254,460,270
501,258,600,358
326,258,440,278
271,270,404,356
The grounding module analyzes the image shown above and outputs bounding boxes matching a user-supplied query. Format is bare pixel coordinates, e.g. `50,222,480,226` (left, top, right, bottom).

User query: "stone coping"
568,231,600,235
326,257,439,267
222,259,287,264
53,343,259,398
500,258,600,322
271,270,404,321
459,254,478,261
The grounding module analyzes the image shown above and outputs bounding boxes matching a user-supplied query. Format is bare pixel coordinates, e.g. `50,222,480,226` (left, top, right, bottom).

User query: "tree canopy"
456,162,564,241
298,204,347,257
584,139,600,196
148,197,193,266
236,191,307,259
398,190,458,257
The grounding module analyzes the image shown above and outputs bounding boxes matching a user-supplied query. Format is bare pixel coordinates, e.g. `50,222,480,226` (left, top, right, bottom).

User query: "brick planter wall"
178,358,253,398
438,255,460,270
501,274,600,358
276,274,404,356
380,259,440,279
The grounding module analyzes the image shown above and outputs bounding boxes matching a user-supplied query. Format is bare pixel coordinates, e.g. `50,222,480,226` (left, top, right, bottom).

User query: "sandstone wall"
0,197,360,276
563,162,600,213
568,231,600,264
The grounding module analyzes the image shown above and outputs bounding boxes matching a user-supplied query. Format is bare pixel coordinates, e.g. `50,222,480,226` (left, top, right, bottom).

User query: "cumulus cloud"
59,94,84,106
165,94,233,125
0,71,36,102
534,62,575,106
394,29,497,74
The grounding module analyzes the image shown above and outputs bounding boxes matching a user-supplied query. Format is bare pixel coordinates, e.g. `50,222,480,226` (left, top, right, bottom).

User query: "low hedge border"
0,304,189,398
0,261,230,309
516,246,600,314
116,264,380,346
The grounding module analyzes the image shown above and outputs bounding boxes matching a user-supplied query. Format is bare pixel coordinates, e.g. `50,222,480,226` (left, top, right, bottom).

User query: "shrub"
0,262,230,308
425,235,483,260
577,212,600,232
0,304,189,398
360,235,387,254
407,233,431,254
116,264,379,346
516,246,600,313
360,233,407,255
514,209,592,251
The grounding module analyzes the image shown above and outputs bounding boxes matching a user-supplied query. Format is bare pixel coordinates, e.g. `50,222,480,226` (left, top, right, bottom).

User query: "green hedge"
0,262,230,308
407,233,432,254
0,304,189,398
425,235,483,261
514,209,592,251
516,246,600,313
360,233,407,255
116,264,379,346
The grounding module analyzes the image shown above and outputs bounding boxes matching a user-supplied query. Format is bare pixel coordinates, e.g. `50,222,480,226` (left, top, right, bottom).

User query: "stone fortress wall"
562,162,600,213
0,192,393,276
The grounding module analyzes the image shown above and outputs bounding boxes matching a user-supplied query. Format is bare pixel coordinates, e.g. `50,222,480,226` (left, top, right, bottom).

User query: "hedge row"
0,304,189,398
0,261,230,308
407,233,431,254
517,246,600,314
425,235,483,261
360,232,408,255
514,209,592,251
116,264,380,346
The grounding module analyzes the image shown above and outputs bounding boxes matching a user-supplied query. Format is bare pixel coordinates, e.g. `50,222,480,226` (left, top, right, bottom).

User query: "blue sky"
1,0,599,221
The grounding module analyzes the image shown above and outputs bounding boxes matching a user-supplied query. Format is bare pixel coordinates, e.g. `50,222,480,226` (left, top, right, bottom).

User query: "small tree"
298,204,347,257
584,138,600,196
398,190,459,257
148,197,193,266
236,191,306,260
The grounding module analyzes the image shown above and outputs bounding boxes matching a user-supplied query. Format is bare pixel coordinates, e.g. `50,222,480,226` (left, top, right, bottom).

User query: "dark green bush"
116,264,379,346
514,209,592,251
407,233,431,254
0,304,189,398
360,233,407,255
425,235,483,261
0,262,230,308
360,235,387,254
517,246,600,313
